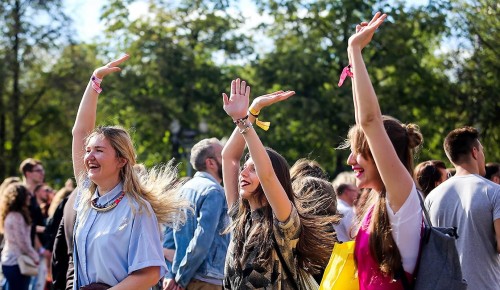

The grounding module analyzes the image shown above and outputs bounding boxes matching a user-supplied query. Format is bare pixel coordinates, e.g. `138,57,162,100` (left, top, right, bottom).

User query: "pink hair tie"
91,75,102,94
338,64,353,87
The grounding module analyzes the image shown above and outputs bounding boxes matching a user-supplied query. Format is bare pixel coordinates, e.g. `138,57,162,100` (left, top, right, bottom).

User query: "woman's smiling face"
84,134,124,186
347,150,383,192
239,157,261,200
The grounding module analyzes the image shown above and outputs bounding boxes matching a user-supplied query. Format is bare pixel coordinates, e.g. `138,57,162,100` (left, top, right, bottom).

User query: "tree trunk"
9,0,22,176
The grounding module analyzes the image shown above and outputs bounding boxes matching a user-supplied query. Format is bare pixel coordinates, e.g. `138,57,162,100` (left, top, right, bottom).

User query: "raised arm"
348,13,413,212
221,79,294,208
71,54,129,183
223,79,295,221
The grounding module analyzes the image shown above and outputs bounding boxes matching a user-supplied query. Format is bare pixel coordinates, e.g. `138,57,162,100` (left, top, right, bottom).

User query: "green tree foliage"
251,0,453,175
445,0,500,161
1,0,498,183
95,0,252,174
0,0,71,179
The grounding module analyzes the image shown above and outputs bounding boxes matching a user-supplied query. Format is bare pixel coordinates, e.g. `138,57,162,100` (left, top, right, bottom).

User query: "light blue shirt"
73,180,167,288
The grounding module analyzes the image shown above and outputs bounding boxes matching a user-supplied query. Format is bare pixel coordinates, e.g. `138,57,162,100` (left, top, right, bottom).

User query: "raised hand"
93,54,130,79
250,90,295,113
348,12,387,50
222,78,250,121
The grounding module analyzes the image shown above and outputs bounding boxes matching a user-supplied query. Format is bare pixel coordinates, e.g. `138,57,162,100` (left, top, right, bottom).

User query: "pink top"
0,212,39,266
354,207,413,290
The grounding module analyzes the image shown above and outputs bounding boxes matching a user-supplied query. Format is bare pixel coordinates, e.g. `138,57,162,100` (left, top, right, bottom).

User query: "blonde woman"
71,55,189,289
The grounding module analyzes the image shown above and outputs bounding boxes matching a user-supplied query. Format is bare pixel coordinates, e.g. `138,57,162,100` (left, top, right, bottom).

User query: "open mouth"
353,168,364,178
88,163,100,170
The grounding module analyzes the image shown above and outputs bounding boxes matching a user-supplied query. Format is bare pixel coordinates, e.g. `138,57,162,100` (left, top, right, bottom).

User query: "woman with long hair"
345,13,424,289
222,79,338,289
71,54,189,289
0,183,39,290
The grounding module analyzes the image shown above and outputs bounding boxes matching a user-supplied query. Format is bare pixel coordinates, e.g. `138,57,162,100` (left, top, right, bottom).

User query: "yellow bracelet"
249,107,260,117
248,107,270,131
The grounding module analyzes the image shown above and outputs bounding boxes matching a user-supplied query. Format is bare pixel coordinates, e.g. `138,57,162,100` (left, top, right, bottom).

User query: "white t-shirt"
386,183,422,273
334,199,355,242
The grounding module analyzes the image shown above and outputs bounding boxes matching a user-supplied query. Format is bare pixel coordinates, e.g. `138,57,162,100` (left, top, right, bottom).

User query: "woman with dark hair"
222,79,337,289
345,13,424,289
414,160,448,198
0,183,39,290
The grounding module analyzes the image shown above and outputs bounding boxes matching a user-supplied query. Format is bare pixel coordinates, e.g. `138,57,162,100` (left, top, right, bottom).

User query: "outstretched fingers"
245,84,251,99
107,54,130,68
231,79,236,95
240,80,247,95
94,54,130,79
368,12,382,26
371,13,387,30
222,93,230,106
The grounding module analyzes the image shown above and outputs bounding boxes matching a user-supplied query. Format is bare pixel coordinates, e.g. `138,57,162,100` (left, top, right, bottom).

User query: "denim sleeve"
174,188,225,288
163,227,175,279
163,227,175,249
165,259,174,279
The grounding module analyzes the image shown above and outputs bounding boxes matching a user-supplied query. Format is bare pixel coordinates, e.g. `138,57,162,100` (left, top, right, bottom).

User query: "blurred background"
0,0,498,185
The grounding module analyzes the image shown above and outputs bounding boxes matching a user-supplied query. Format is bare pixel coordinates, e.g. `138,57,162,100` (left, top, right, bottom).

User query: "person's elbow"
359,113,380,130
141,266,162,287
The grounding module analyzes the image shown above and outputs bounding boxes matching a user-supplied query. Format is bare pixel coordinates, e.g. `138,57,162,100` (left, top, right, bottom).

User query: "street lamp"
169,118,210,177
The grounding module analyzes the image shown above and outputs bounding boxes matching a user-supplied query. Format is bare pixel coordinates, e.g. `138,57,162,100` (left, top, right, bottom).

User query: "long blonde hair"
78,126,189,227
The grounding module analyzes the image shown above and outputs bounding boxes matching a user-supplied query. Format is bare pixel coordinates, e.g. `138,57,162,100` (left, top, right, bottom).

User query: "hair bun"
404,123,423,149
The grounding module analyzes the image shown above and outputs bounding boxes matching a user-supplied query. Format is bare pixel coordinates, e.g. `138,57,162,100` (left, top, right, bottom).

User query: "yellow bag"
319,241,359,290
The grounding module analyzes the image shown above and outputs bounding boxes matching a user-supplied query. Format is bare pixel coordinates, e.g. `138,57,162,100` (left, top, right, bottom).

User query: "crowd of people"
0,12,499,290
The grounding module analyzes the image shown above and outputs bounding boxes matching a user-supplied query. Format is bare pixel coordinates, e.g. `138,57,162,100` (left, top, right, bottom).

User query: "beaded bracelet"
233,115,249,126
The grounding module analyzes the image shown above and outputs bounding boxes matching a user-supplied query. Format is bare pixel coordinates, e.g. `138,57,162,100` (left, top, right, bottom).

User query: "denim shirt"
164,171,229,288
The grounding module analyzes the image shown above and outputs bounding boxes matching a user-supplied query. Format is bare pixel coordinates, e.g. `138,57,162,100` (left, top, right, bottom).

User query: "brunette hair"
292,176,340,274
19,158,42,176
0,183,31,232
0,177,22,196
347,115,423,277
229,148,338,276
290,158,329,182
78,125,190,227
414,160,447,197
444,126,480,164
485,162,500,181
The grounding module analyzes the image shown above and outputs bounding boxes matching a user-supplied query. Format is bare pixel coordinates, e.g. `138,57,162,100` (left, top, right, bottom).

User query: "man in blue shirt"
164,138,229,290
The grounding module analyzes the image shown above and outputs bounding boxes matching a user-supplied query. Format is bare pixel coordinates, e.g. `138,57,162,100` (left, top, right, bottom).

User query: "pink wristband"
338,64,353,87
91,75,102,93
91,75,102,84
